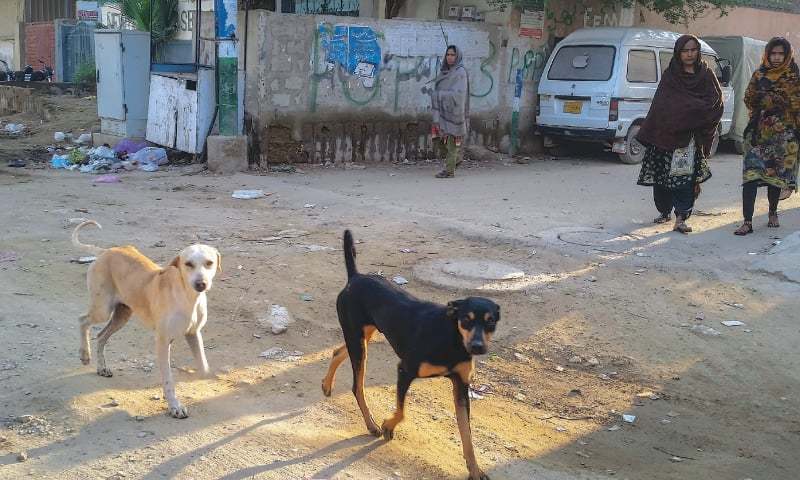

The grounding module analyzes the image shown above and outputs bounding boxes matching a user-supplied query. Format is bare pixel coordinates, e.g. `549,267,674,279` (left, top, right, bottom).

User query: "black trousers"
743,181,780,222
654,183,695,219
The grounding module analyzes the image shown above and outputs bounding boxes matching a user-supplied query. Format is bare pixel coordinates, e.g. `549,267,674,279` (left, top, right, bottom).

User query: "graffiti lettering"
508,45,549,84
310,22,497,112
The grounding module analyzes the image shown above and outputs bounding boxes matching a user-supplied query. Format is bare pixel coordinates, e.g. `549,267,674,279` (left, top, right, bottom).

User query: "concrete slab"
207,135,248,174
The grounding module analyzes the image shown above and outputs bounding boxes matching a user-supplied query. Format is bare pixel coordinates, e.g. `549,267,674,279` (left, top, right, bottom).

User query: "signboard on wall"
77,1,100,21
175,0,214,41
520,10,544,39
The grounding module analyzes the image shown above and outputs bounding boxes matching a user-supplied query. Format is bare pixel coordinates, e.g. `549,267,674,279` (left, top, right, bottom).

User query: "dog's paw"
367,425,382,438
321,382,332,397
97,367,113,377
469,471,490,480
168,404,189,419
79,349,91,365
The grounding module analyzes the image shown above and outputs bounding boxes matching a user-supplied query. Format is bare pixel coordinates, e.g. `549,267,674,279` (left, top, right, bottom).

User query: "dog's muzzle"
468,341,487,355
193,281,207,292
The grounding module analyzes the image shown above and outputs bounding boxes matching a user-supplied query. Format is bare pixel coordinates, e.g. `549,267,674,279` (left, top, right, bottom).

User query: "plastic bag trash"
690,324,721,336
131,147,168,167
140,163,159,172
114,138,149,156
54,132,66,142
88,146,117,162
258,347,304,362
393,275,409,285
721,320,745,327
622,414,636,423
51,154,71,169
3,123,23,134
93,175,121,184
232,189,266,200
75,133,92,145
263,304,292,335
79,160,113,173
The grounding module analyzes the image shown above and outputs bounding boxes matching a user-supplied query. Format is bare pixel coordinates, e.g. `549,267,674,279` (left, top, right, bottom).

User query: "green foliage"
488,0,795,25
120,0,179,60
73,60,96,85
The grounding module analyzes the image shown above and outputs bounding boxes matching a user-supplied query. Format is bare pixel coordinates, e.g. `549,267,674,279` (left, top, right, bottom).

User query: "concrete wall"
245,10,548,165
639,6,800,47
0,0,25,69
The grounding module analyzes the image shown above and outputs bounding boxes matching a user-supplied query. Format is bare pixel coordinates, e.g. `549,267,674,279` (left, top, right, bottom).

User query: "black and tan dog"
322,230,500,480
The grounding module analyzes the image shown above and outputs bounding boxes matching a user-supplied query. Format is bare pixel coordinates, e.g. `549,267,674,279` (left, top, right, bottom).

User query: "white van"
536,27,734,164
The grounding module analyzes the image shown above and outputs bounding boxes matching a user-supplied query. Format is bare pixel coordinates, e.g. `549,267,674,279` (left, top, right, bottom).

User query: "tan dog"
72,220,221,418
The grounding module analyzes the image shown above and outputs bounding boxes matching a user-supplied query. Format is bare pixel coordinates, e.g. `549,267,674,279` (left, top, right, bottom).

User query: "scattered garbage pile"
49,132,168,173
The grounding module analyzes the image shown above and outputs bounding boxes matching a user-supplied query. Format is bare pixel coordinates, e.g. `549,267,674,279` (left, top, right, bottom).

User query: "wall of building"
0,0,25,69
638,5,800,47
244,10,550,165
24,20,54,75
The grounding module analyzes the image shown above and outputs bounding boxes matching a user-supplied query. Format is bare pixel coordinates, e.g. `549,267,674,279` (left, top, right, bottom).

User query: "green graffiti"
309,23,330,112
393,56,427,113
310,22,383,111
341,70,381,106
470,40,496,98
508,45,549,83
545,1,579,34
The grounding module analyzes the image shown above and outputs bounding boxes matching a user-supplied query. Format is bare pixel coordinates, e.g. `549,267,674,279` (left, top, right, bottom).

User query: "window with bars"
281,0,359,16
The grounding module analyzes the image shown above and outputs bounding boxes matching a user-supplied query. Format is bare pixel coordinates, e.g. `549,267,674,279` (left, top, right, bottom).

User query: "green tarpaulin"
703,36,767,149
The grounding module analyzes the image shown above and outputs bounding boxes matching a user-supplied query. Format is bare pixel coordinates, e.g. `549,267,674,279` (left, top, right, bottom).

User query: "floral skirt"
637,143,711,190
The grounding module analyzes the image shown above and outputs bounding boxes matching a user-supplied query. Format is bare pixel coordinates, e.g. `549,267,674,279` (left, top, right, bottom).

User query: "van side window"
659,51,672,74
627,50,657,83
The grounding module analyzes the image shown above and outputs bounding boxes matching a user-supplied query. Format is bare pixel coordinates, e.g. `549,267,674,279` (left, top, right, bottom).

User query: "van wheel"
619,125,645,164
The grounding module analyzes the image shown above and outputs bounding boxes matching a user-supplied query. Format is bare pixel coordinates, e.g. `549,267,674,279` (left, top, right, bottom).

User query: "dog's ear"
215,250,222,273
446,300,463,320
169,256,181,269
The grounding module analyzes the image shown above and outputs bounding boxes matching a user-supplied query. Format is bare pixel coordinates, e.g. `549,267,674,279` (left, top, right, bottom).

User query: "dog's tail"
72,220,105,256
343,229,358,279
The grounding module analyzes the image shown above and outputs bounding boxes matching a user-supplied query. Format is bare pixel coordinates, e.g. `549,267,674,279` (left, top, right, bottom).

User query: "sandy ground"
0,96,799,480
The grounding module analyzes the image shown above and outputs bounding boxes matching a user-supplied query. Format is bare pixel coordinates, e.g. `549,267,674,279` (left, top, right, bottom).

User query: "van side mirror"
720,64,732,86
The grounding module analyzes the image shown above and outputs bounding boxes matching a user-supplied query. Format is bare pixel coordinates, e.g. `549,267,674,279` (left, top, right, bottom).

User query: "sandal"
734,221,753,236
673,218,692,234
768,213,779,228
435,170,453,178
653,213,671,224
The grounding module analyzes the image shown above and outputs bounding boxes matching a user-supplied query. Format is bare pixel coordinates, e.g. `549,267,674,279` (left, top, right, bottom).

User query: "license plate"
563,101,582,114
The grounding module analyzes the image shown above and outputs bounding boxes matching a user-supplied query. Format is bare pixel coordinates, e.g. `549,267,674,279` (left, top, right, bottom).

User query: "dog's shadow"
215,434,384,480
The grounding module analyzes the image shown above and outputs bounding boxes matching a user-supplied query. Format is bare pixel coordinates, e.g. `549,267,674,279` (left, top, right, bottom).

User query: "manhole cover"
413,258,558,293
440,259,525,281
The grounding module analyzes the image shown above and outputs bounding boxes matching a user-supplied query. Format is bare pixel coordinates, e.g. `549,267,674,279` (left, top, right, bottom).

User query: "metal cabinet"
145,68,215,154
94,30,150,138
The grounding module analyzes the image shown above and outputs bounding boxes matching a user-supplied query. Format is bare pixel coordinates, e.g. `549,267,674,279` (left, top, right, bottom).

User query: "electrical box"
94,30,151,138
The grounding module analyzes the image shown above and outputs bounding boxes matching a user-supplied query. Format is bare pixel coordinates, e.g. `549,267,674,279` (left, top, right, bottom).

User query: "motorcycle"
14,59,53,82
0,59,13,81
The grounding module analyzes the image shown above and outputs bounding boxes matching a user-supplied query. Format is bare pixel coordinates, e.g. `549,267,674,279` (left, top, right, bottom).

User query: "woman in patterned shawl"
636,34,724,234
734,37,800,235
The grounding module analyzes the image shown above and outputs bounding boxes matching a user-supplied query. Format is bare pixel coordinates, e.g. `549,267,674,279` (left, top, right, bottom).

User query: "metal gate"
57,20,96,83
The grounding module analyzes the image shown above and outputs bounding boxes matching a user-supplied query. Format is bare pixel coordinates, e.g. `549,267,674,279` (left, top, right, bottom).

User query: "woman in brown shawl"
734,37,800,235
636,34,724,234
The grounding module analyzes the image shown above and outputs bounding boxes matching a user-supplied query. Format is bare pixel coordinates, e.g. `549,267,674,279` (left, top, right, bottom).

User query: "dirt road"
1,132,799,479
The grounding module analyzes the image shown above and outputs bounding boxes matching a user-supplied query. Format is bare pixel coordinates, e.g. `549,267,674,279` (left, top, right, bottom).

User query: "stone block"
207,135,248,174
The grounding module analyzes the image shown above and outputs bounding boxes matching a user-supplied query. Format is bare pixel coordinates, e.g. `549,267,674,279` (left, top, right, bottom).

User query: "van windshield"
547,45,616,81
